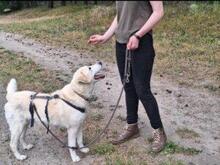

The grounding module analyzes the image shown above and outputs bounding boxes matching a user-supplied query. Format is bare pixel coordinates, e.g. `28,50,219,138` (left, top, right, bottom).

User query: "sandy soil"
0,31,219,165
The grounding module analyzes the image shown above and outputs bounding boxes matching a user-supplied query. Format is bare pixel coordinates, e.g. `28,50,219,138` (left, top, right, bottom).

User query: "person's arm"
88,15,117,44
127,1,164,50
135,1,164,38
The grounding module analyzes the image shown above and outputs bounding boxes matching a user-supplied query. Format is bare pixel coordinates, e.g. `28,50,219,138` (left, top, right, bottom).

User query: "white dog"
4,62,105,162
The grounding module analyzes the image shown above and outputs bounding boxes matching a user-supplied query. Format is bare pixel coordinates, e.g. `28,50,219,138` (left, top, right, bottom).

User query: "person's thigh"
115,42,127,81
131,33,155,86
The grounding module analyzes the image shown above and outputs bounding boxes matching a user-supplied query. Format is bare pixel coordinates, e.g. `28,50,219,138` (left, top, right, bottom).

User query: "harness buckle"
53,94,59,99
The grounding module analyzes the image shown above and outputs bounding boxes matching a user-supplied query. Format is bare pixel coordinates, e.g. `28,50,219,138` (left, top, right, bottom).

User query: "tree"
61,0,66,6
48,0,53,9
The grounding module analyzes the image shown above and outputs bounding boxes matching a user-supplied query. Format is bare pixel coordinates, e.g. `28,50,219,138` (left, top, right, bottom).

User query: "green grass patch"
161,141,202,156
160,158,185,165
93,143,115,155
0,48,64,92
105,156,133,165
176,128,200,139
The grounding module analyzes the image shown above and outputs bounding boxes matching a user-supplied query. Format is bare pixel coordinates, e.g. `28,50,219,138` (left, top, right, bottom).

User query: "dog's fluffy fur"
4,62,103,162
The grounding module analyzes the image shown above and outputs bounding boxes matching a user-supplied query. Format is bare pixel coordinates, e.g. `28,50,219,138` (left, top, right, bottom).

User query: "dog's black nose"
98,61,102,66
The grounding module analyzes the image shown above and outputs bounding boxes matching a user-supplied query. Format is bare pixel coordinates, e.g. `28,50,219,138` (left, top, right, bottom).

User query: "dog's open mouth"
94,73,105,80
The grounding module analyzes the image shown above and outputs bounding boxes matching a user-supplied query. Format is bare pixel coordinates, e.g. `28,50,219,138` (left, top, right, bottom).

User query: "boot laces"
153,130,161,144
119,125,128,137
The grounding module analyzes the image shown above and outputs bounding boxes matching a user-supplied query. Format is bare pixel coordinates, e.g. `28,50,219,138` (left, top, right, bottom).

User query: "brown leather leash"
31,49,132,150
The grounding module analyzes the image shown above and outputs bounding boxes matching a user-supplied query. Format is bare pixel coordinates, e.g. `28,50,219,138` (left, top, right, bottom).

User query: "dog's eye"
88,67,91,70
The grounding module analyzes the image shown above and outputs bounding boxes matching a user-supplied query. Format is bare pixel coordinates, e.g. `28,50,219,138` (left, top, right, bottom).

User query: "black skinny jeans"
116,33,163,129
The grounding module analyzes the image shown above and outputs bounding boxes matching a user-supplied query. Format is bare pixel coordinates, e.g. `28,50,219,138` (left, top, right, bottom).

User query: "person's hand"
88,34,107,45
127,35,139,50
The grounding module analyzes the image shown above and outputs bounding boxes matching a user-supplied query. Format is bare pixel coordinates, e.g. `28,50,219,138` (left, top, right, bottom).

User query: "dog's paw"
71,155,81,162
23,144,34,150
80,147,90,153
16,154,27,160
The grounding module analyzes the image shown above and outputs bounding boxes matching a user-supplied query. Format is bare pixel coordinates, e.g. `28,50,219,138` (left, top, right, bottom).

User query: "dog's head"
73,62,104,83
71,62,105,94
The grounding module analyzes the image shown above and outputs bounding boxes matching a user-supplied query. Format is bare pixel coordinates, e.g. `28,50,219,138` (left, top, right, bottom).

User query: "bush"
0,1,9,14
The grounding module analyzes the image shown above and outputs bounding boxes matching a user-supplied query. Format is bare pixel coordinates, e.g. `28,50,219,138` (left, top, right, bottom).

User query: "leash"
30,49,132,150
82,49,132,149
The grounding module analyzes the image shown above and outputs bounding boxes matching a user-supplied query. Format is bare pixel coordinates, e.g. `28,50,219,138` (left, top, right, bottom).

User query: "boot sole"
111,133,140,145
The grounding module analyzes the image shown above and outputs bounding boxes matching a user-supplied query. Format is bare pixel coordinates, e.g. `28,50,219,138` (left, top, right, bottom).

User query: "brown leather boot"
111,123,140,145
151,127,167,153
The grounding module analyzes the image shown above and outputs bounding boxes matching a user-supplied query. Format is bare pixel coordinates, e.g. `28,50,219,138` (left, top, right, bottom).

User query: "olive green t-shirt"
115,1,153,43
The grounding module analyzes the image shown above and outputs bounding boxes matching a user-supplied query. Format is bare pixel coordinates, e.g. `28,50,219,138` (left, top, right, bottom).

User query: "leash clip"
53,94,59,99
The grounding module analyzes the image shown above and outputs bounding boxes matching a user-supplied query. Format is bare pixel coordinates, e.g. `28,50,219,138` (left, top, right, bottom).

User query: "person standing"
88,1,166,152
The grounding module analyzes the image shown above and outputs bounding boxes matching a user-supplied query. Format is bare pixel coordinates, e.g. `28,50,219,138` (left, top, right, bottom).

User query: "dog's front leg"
67,127,80,162
77,125,89,153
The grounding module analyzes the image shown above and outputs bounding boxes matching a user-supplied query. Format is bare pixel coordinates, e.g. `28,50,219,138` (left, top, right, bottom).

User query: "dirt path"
0,31,219,165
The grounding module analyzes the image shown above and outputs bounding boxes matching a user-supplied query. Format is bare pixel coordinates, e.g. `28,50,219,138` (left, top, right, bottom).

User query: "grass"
160,158,185,165
0,4,116,63
0,3,219,94
105,155,134,165
176,128,200,139
0,3,218,164
0,47,64,92
92,143,115,155
91,112,104,121
161,141,202,156
100,144,152,165
154,3,220,94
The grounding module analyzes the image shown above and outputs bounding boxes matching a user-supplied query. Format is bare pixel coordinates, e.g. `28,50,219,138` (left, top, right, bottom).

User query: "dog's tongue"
94,74,105,80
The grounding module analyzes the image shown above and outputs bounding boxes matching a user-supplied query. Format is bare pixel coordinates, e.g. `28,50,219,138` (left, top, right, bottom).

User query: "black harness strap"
53,94,85,113
45,98,50,133
33,105,78,150
29,92,38,127
73,90,91,102
28,93,85,150
29,93,85,128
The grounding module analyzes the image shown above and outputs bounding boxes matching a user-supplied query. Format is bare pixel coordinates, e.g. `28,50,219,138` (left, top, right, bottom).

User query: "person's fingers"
90,35,98,39
126,43,129,50
88,39,96,44
131,44,137,50
88,37,95,43
88,35,98,42
88,37,99,44
129,40,134,50
90,40,100,45
93,41,99,45
127,40,131,50
88,34,106,45
89,37,97,42
89,41,97,45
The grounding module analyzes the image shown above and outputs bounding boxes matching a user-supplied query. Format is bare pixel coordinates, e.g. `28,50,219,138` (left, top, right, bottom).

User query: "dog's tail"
6,78,17,101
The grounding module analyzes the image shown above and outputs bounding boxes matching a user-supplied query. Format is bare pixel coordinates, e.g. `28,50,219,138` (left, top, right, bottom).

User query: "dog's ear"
78,70,93,84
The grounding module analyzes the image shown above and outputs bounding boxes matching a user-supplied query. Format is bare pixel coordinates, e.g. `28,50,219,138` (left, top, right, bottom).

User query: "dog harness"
29,92,86,131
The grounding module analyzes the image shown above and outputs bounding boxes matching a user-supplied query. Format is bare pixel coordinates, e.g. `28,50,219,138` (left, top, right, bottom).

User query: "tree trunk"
31,1,38,7
48,0,53,8
84,0,88,5
94,0,97,5
61,0,66,6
